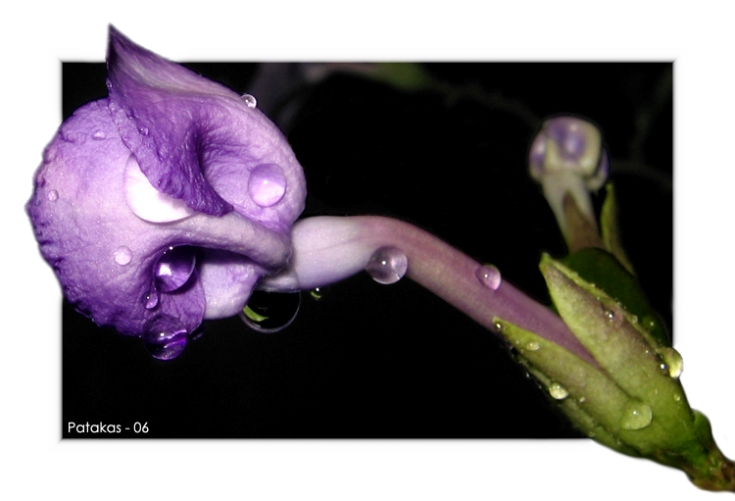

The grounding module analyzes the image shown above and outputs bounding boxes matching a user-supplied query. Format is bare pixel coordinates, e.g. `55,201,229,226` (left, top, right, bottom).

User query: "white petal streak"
123,154,195,223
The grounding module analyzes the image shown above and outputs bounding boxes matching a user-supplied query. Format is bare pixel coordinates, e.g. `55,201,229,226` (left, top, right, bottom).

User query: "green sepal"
538,255,721,455
600,183,635,274
559,247,670,347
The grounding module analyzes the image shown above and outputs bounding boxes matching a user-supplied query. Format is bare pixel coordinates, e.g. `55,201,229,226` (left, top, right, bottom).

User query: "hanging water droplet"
154,246,196,292
188,323,207,342
92,130,106,140
114,246,133,265
142,315,188,360
548,382,569,400
310,287,324,300
240,93,257,108
620,399,653,430
475,264,501,290
248,163,287,207
657,347,683,378
365,246,408,284
144,290,159,310
240,290,301,333
47,189,59,202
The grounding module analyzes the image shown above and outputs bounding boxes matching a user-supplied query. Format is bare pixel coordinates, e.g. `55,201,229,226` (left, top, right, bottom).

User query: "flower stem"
263,215,595,365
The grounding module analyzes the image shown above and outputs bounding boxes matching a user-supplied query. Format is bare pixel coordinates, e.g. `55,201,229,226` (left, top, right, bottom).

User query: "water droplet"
142,315,188,360
92,130,106,140
578,397,586,404
604,303,625,328
526,341,541,351
138,126,149,136
114,246,133,265
240,93,257,108
641,315,657,332
154,246,196,292
248,163,287,207
43,146,57,163
61,128,87,144
365,246,408,284
620,400,653,430
240,290,301,333
144,291,159,310
631,315,639,324
658,347,683,378
548,382,569,400
475,264,501,290
47,189,59,202
494,322,503,331
310,287,324,300
673,393,682,402
188,323,207,342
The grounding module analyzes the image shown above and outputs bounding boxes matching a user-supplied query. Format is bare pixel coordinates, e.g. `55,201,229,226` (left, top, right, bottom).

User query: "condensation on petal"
124,154,196,223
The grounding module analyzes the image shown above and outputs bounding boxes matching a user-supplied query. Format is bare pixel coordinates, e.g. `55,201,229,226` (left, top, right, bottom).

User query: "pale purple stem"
261,215,596,365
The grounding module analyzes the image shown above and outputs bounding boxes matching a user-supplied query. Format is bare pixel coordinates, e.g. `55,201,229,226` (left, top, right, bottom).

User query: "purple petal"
27,100,206,335
27,28,308,341
106,26,305,230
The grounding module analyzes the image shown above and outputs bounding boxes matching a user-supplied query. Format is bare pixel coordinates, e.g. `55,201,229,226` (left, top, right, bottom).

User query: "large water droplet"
142,315,188,360
475,264,501,290
365,246,408,284
114,246,133,266
154,246,196,292
620,400,653,430
658,347,683,378
240,290,301,333
47,189,59,202
548,382,569,400
248,164,287,207
240,93,257,108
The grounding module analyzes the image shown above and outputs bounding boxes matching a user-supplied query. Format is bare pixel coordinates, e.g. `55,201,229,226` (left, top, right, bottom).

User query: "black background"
61,61,672,438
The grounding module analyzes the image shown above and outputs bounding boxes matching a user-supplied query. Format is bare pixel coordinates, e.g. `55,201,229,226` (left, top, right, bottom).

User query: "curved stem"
261,215,595,365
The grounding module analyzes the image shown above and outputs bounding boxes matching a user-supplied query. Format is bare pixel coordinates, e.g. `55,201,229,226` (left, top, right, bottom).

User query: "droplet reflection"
476,264,501,290
240,290,301,333
248,163,286,207
365,246,408,284
154,246,196,292
142,315,188,360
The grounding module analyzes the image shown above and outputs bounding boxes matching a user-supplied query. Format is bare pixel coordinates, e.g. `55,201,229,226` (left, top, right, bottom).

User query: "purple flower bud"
26,27,306,354
528,116,609,243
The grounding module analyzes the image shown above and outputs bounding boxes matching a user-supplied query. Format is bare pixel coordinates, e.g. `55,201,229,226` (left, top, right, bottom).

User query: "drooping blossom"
27,26,306,358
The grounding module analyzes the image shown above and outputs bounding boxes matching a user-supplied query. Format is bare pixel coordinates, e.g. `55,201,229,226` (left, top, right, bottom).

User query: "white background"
2,2,733,499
